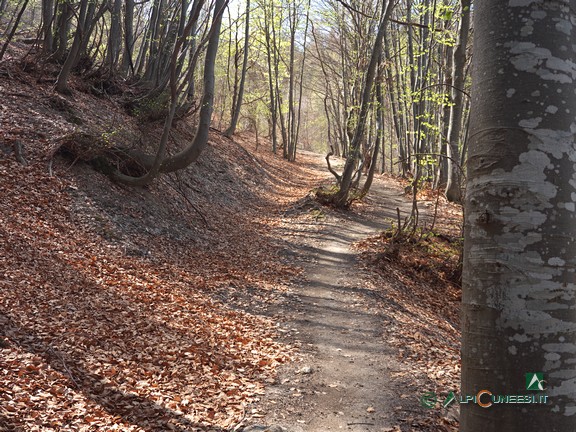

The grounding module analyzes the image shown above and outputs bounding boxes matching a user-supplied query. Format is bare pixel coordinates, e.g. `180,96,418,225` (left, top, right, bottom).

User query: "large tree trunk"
445,0,471,203
462,1,576,430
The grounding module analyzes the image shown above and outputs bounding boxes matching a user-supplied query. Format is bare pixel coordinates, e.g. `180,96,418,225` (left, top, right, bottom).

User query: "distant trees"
331,0,394,207
307,0,471,207
0,0,472,195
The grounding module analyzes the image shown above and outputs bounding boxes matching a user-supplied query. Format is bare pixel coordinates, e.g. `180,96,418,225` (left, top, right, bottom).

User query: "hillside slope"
0,57,324,431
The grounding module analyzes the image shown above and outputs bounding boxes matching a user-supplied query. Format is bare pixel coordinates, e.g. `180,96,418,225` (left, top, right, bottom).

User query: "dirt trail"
249,154,423,432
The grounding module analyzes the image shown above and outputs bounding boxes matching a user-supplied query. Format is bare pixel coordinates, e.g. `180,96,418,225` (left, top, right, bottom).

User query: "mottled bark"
462,0,576,430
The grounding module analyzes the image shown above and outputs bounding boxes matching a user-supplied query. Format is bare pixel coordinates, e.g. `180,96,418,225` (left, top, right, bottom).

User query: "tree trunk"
285,0,297,160
54,1,73,62
112,0,227,184
462,1,576,430
292,0,311,162
333,0,394,207
224,0,250,138
106,0,122,73
41,0,54,54
263,1,277,153
0,0,29,62
360,76,384,197
383,31,407,175
142,0,164,83
437,42,453,189
121,0,135,75
55,0,89,94
445,0,470,202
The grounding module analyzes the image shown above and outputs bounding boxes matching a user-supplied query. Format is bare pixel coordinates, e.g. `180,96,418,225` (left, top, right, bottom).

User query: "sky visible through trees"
3,0,573,430
0,0,472,200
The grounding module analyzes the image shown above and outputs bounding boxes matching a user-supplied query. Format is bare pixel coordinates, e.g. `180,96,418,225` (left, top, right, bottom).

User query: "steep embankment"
0,58,323,431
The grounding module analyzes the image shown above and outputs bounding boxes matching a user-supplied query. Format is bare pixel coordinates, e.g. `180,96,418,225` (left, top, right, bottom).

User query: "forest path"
249,153,422,432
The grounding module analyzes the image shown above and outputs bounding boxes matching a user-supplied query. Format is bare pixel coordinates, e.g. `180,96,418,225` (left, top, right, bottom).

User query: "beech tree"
462,0,576,430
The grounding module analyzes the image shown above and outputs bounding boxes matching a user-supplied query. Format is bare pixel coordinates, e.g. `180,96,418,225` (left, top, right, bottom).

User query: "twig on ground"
13,140,28,166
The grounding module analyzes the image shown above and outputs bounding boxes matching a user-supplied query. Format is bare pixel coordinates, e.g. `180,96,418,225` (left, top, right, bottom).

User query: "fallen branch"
13,140,28,166
46,347,80,389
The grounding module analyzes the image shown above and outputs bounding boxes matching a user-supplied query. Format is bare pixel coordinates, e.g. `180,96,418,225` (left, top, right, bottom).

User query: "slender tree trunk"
334,0,394,207
41,0,54,53
292,0,311,162
263,2,277,153
142,0,164,83
121,0,135,75
437,43,453,189
54,1,72,62
462,1,576,430
106,0,122,73
383,31,407,175
225,0,250,137
286,0,297,160
77,0,105,67
361,74,384,197
55,0,88,94
0,0,29,62
445,0,471,203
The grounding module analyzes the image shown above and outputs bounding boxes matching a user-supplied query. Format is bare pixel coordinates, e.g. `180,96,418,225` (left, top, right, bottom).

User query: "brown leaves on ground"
0,56,324,431
0,154,300,431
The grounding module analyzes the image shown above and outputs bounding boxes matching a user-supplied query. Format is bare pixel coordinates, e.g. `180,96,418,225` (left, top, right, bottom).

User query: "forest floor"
1,51,461,432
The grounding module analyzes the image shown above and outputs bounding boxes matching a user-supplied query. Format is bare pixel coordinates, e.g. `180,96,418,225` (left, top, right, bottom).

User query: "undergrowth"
379,226,463,288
